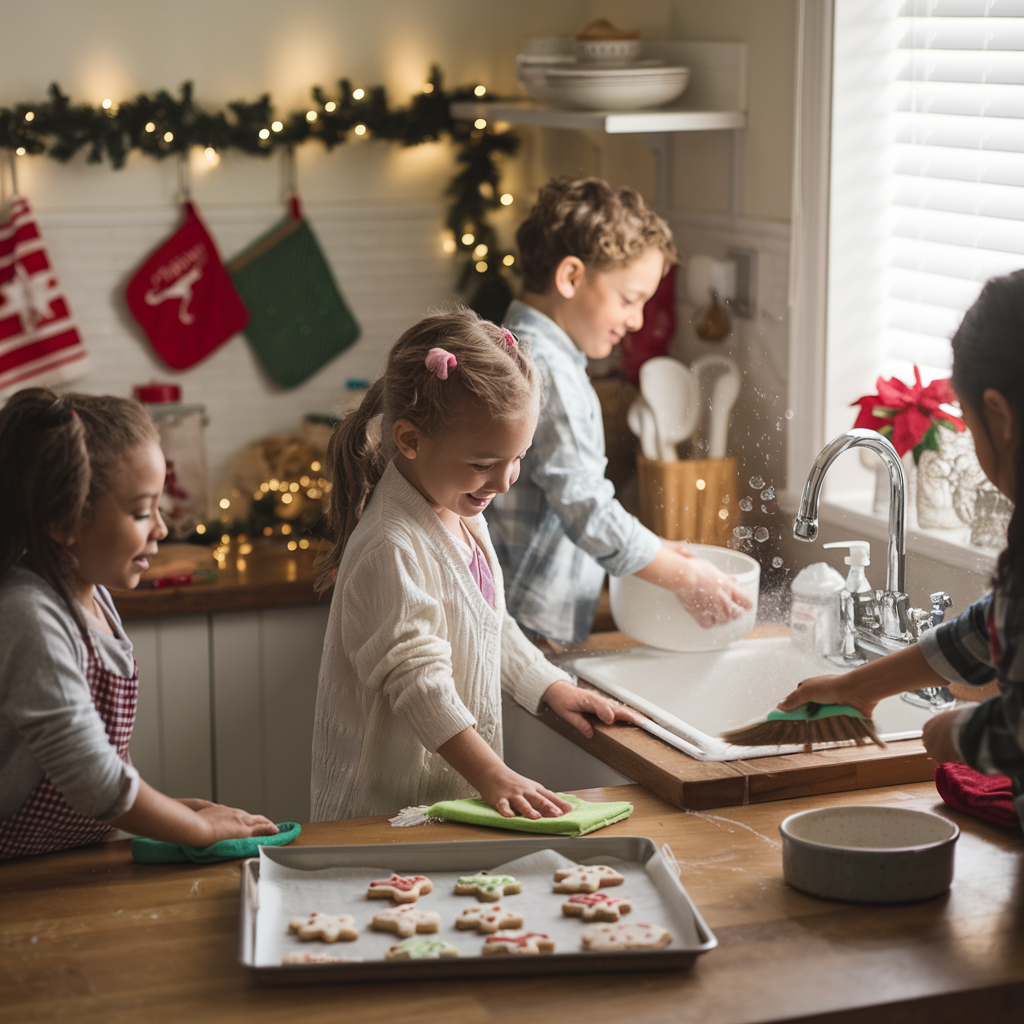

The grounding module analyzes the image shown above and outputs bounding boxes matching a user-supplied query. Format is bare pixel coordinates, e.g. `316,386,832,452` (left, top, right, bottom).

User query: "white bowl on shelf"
525,65,690,111
609,543,759,651
576,38,643,63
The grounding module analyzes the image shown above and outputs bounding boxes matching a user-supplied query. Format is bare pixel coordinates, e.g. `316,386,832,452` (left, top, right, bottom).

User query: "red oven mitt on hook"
126,201,248,370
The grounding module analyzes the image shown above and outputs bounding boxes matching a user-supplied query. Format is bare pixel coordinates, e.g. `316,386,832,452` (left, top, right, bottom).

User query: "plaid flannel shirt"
919,589,1024,824
484,301,661,644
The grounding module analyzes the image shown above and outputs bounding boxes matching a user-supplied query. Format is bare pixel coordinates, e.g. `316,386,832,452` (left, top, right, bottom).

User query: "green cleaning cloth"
389,795,633,837
228,195,360,389
130,822,301,864
765,702,867,722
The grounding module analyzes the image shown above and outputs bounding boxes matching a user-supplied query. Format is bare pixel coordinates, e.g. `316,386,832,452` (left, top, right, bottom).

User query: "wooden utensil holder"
637,455,739,546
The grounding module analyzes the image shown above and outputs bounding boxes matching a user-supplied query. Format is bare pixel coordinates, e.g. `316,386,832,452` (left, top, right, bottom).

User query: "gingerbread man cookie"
366,874,434,903
287,912,359,943
454,871,522,902
384,938,461,960
482,930,556,956
562,892,632,922
454,904,525,934
552,865,625,893
371,905,441,938
580,922,672,951
281,951,362,965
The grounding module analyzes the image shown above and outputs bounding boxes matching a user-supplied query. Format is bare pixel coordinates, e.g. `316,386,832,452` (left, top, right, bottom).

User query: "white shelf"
449,100,746,134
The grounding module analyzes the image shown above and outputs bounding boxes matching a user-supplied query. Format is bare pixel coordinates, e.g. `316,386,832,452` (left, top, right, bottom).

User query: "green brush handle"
765,702,867,723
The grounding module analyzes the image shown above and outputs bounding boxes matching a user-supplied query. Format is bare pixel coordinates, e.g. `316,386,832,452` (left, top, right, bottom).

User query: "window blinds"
888,0,1024,369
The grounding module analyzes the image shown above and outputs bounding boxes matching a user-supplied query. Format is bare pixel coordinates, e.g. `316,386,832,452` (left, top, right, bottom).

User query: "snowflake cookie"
287,912,359,943
562,892,632,922
482,930,556,956
552,865,625,894
371,905,441,938
366,874,434,903
454,871,522,902
281,951,362,965
580,923,672,951
454,904,525,934
384,938,461,960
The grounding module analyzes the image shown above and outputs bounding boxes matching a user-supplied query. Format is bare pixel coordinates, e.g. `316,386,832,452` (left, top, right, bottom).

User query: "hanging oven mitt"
228,195,360,389
130,822,302,864
389,794,633,836
126,201,249,370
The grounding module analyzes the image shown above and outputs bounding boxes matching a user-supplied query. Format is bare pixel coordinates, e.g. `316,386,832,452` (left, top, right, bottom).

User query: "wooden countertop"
3,783,1023,1023
110,541,330,619
541,628,935,810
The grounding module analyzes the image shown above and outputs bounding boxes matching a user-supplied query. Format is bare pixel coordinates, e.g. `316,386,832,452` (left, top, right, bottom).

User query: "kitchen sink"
569,637,933,761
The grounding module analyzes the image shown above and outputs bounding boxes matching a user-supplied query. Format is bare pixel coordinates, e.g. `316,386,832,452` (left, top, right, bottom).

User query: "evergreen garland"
0,67,519,316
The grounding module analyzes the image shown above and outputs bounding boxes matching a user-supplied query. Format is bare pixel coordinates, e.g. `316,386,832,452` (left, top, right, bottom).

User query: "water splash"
772,556,784,568
749,475,765,490
755,527,770,543
785,409,795,420
739,497,753,512
732,526,753,540
761,486,775,501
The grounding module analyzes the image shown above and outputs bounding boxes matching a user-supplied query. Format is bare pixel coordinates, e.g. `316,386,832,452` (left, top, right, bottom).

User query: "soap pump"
823,540,872,594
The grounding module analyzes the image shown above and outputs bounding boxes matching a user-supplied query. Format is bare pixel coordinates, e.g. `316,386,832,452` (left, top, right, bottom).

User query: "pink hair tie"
425,347,458,380
502,329,517,347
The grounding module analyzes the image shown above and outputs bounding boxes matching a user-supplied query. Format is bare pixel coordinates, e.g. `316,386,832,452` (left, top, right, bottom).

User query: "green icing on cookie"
457,872,518,894
390,938,459,959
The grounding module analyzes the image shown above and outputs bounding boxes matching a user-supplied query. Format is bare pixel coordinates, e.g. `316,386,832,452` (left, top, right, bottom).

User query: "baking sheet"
241,836,716,983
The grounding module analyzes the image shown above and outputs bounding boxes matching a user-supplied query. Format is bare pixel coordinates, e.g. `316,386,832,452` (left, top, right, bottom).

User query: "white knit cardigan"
310,462,569,822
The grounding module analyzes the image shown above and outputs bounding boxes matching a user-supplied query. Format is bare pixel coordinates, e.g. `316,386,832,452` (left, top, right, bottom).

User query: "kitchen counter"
3,782,1022,1024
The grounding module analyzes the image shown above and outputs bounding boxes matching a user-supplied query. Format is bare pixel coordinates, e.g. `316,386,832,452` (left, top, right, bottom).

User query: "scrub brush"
720,703,886,753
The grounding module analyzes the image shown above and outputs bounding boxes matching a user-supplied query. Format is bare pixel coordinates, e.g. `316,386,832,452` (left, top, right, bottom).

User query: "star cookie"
552,865,625,893
580,923,671,951
287,912,359,943
366,874,434,903
384,938,460,960
562,892,632,922
454,871,522,902
371,905,442,938
482,930,556,955
454,904,525,934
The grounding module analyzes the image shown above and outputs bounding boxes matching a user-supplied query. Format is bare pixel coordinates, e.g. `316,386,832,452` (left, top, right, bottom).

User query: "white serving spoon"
691,354,741,459
639,357,701,462
627,395,662,461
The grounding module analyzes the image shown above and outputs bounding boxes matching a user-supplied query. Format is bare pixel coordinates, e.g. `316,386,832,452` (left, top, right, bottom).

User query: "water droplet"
761,504,769,513
739,497,753,512
732,526,753,540
772,556,784,568
785,409,795,420
755,527,770,543
749,476,765,490
761,487,775,501
721,494,730,505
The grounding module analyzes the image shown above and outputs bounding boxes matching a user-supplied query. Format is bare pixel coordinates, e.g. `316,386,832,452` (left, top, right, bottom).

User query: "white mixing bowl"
609,544,759,651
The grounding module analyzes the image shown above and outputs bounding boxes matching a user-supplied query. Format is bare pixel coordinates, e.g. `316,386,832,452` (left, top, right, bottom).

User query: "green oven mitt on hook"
130,822,301,864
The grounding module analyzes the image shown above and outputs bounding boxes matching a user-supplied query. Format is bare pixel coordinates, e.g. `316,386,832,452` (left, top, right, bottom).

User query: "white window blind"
888,0,1024,370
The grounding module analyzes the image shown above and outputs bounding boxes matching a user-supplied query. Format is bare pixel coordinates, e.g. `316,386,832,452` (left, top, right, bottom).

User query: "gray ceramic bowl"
780,805,959,903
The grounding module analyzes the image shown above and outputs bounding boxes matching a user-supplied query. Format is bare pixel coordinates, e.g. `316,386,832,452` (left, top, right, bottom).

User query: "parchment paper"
255,846,701,967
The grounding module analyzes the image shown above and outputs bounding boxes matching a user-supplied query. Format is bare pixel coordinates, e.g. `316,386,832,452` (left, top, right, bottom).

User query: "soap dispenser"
823,540,873,626
790,562,846,657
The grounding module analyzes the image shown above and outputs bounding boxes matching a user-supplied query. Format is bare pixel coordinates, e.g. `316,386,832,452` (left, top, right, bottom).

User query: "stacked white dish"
517,37,690,112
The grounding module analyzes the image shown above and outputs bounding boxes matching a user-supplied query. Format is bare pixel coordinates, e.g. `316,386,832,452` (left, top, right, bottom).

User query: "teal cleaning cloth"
130,822,301,864
390,795,633,836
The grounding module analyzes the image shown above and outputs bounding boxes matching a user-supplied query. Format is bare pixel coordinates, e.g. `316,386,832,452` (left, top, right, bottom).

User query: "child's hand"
777,674,876,717
922,710,965,764
542,680,648,739
475,767,575,820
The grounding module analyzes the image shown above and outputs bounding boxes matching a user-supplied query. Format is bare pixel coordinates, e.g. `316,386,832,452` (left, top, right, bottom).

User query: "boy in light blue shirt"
486,177,750,644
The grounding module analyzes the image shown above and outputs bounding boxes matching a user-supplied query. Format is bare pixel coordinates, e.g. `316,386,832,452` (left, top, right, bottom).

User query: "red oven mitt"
934,762,1020,829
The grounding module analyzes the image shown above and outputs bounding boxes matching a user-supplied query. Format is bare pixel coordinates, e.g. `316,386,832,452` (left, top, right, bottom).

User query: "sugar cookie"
482,930,556,955
454,871,522,902
384,937,461,960
454,904,524,933
281,951,362,965
366,874,434,903
562,892,632,922
580,923,671,951
371,905,441,938
287,912,359,943
552,865,625,893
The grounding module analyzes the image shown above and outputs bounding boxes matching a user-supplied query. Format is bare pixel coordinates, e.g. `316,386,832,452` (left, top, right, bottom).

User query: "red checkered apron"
0,642,138,860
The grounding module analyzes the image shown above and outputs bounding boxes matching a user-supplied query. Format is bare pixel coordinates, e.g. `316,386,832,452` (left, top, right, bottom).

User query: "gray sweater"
0,566,139,821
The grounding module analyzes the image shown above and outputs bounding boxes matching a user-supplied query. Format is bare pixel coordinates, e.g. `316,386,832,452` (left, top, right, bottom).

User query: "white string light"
474,85,486,97
474,118,487,129
258,128,270,139
24,111,34,122
502,254,515,266
204,147,220,165
475,260,487,272
352,88,365,100
271,120,283,131
500,193,513,206
145,121,155,132
306,110,317,122
461,232,475,245
15,147,26,156
101,98,112,109
324,101,337,112
163,131,174,142
354,124,367,135
423,83,434,93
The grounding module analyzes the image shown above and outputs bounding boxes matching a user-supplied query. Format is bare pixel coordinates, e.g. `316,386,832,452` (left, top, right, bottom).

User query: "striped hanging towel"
0,193,89,398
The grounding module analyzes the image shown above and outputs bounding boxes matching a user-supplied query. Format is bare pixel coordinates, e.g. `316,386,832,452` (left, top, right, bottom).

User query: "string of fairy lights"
0,68,521,313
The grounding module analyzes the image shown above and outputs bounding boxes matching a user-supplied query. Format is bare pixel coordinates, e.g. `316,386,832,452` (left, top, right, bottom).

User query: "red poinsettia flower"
852,366,965,460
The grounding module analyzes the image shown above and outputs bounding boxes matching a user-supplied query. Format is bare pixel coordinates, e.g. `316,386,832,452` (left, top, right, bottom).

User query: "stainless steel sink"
569,637,932,761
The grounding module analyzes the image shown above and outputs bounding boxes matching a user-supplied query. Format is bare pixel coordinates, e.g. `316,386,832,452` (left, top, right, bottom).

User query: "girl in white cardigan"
310,309,642,822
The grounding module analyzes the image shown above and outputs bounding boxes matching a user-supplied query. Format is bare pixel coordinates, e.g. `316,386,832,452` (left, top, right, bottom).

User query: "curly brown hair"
516,177,677,295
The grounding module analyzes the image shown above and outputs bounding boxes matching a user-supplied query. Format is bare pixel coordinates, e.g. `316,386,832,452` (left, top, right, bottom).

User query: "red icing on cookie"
369,874,428,891
485,932,547,948
568,893,621,907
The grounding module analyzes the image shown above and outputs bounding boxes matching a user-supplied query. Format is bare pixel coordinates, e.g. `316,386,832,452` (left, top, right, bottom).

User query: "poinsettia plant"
852,366,965,463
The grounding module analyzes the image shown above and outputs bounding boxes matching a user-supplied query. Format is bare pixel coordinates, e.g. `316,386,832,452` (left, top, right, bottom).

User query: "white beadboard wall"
39,202,457,488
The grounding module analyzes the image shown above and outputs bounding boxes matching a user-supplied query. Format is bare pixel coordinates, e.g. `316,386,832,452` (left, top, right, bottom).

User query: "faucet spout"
793,428,906,596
